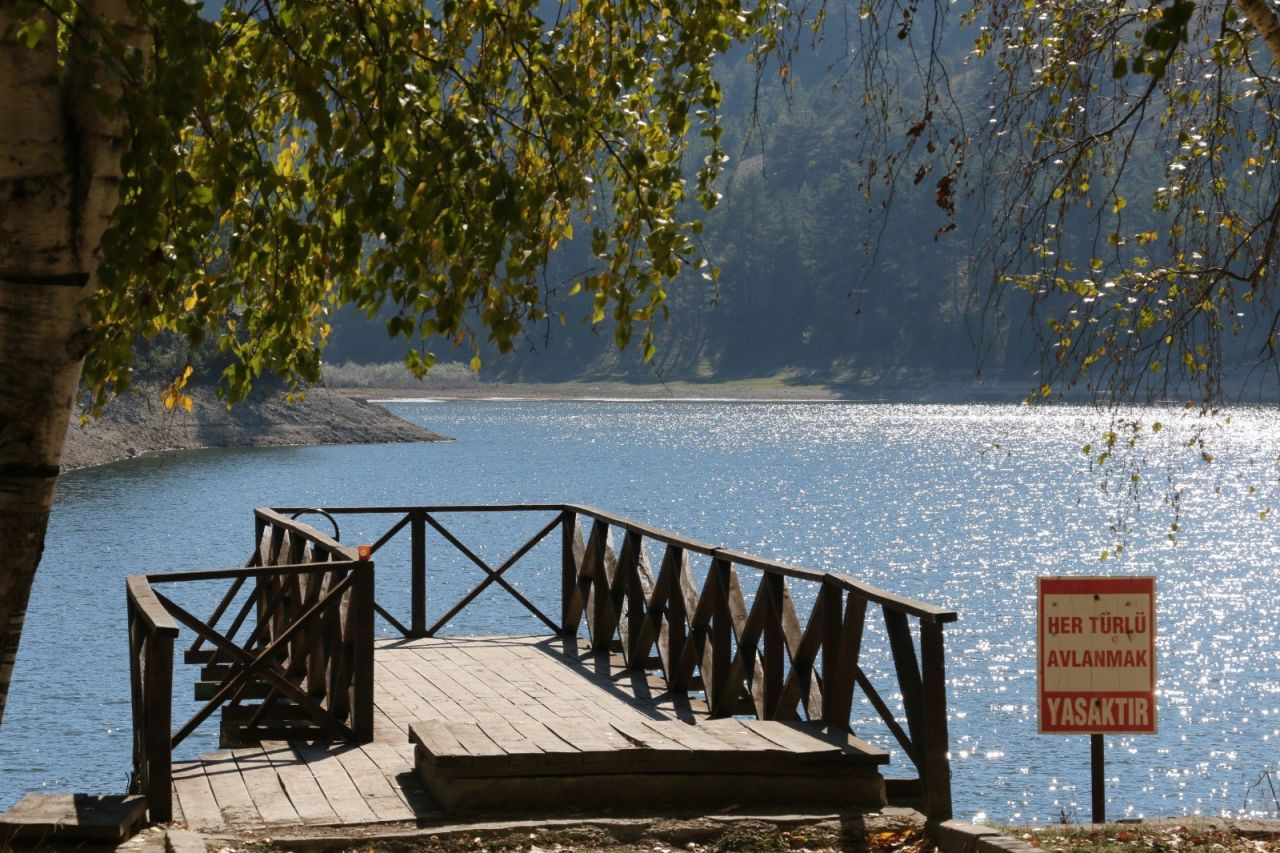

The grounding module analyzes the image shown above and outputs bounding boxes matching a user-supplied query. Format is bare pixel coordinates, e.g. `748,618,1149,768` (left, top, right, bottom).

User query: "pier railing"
271,503,959,821
126,503,956,823
126,575,178,824
124,509,374,822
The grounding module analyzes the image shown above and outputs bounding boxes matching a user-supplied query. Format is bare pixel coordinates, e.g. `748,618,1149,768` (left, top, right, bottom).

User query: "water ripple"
3,401,1279,823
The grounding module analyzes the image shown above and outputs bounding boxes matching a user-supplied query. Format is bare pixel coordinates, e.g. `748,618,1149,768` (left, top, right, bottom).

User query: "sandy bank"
61,386,447,472
333,374,1034,403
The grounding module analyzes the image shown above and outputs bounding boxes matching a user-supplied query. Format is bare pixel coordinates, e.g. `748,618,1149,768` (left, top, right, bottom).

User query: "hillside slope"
61,386,445,471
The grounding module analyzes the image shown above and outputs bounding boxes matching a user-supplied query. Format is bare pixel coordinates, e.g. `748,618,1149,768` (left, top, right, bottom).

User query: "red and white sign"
1038,576,1156,734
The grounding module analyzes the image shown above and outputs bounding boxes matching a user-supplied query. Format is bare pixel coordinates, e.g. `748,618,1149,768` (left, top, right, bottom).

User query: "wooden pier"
126,505,957,835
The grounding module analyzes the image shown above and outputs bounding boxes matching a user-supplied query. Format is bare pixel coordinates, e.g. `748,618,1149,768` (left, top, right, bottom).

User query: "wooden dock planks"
171,634,889,833
260,741,339,825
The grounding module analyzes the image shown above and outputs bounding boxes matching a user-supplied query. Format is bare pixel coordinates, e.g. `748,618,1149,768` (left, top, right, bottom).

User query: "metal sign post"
1038,576,1157,823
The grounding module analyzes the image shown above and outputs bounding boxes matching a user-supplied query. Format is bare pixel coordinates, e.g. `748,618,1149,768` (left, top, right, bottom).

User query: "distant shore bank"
334,374,1035,404
60,386,447,472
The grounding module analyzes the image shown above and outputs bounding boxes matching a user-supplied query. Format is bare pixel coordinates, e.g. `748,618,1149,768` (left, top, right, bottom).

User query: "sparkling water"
3,401,1279,823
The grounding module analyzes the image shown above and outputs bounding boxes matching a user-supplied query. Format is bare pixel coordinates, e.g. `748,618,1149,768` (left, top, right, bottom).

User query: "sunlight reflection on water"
3,401,1280,823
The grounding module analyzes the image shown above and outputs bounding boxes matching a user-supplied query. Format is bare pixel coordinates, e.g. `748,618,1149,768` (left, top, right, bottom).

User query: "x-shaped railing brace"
155,576,357,748
424,513,562,636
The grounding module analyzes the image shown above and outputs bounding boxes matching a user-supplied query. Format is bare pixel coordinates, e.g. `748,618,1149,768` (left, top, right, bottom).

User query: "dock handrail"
126,576,178,823
268,502,957,820
125,512,373,823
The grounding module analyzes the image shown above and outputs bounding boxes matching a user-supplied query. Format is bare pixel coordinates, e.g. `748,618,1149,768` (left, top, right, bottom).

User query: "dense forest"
309,21,1274,403
317,37,1053,396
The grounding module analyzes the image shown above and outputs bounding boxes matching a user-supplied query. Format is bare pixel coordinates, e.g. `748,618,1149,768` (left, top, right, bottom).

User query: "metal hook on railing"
290,508,341,541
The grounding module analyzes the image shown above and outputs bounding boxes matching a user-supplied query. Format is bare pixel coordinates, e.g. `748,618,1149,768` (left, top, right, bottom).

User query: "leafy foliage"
20,0,1280,411
17,0,774,410
831,0,1280,406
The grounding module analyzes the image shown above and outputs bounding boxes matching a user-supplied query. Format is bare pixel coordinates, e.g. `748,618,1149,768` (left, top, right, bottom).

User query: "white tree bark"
1235,0,1280,62
0,0,131,725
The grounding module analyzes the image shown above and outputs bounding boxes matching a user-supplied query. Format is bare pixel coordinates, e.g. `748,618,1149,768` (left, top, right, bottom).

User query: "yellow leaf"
469,354,482,373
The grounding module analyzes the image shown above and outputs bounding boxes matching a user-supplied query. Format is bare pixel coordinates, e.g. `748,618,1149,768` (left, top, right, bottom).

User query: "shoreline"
60,385,447,472
54,374,1059,474
331,374,1037,404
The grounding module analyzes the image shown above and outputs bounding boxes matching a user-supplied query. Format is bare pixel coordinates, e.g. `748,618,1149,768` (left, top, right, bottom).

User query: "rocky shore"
60,385,447,472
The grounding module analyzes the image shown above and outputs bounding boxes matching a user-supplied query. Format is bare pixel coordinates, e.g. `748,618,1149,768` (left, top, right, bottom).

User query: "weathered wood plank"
291,743,380,825
259,741,339,826
170,625,907,833
739,720,841,756
231,746,301,826
170,762,223,832
544,719,633,755
633,719,734,752
409,720,467,755
359,740,429,811
694,719,786,754
330,745,415,823
442,720,507,758
478,718,545,755
418,768,885,813
514,720,582,755
0,794,148,844
199,751,263,828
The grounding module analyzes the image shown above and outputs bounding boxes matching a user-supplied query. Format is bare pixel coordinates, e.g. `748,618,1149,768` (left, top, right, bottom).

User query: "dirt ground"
195,816,1280,853
191,811,926,853
1006,818,1280,852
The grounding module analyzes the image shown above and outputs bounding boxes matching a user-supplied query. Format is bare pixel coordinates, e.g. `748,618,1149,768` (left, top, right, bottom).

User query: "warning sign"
1038,576,1156,734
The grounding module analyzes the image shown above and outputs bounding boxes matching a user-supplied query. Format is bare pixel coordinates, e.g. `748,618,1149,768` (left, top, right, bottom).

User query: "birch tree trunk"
1236,0,1280,62
0,0,130,725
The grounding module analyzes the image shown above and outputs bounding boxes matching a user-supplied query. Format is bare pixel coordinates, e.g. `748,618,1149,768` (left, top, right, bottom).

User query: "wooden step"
409,717,886,813
219,703,337,747
0,794,147,844
195,680,275,700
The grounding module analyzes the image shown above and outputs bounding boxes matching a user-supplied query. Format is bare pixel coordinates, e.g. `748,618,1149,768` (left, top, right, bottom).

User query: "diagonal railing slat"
422,512,561,635
126,515,373,825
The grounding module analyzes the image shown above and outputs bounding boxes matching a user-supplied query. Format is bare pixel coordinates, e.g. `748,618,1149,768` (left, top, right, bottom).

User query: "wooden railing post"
410,510,427,637
560,510,578,634
819,580,846,724
352,558,375,742
144,630,174,822
919,620,954,821
586,520,611,650
883,608,926,751
127,576,178,825
707,558,733,715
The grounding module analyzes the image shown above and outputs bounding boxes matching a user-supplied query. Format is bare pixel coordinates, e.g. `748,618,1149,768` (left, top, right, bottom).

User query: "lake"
2,400,1279,824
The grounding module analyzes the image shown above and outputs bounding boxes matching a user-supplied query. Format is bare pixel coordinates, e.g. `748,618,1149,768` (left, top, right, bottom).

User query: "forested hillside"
320,34,1053,396
321,25,1212,400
